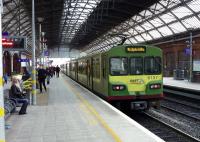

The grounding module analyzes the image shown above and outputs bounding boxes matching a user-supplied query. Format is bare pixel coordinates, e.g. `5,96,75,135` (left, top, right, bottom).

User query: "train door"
102,55,108,95
75,62,78,81
86,60,90,87
91,58,94,90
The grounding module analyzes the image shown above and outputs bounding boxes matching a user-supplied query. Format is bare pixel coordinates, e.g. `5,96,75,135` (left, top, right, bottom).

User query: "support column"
189,32,193,82
10,53,13,73
32,0,37,105
0,0,5,141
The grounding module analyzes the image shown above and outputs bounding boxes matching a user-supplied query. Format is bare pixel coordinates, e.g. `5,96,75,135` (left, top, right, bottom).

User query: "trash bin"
173,69,184,80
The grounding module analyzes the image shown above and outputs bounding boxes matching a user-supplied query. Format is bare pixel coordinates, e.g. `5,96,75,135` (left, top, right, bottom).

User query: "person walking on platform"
10,78,28,115
3,73,8,84
56,65,60,78
37,66,47,93
46,68,51,84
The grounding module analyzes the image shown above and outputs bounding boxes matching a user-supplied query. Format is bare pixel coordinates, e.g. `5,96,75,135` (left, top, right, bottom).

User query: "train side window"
93,59,96,78
130,57,143,75
96,58,100,79
103,58,106,79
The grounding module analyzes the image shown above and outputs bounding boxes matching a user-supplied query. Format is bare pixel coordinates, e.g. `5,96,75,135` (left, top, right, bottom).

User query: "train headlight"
150,84,161,89
112,85,126,91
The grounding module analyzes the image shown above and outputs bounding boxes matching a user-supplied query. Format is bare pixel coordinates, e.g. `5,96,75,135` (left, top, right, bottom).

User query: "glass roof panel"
124,39,133,44
135,26,145,33
171,6,193,19
150,3,165,14
168,22,186,33
60,0,100,42
187,0,200,12
149,30,162,39
160,13,176,23
142,21,154,30
181,16,200,29
140,10,152,18
157,26,173,36
141,33,152,41
159,0,180,9
129,37,137,43
149,18,163,27
134,35,144,42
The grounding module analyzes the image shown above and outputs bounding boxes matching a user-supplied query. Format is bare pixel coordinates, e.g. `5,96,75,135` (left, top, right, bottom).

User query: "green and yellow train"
61,44,163,110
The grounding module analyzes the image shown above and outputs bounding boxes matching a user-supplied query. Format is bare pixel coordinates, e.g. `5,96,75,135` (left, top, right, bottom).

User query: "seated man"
10,77,28,115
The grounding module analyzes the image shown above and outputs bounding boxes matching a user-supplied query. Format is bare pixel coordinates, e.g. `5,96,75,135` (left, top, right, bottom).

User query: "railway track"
161,99,200,121
131,112,200,142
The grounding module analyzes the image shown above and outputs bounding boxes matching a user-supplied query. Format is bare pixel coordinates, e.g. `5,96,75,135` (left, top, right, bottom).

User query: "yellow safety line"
0,107,5,117
0,77,3,86
64,79,122,142
0,140,5,142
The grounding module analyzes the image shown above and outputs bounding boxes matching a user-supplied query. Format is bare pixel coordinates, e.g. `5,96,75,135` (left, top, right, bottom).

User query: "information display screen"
126,46,146,53
2,36,27,51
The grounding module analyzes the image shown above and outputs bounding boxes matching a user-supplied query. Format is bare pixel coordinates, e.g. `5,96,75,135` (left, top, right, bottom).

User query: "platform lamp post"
41,32,45,66
32,0,37,105
189,29,193,82
0,1,6,142
37,17,44,66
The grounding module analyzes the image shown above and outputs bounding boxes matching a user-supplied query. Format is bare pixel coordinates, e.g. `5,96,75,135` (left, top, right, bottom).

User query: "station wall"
158,36,200,82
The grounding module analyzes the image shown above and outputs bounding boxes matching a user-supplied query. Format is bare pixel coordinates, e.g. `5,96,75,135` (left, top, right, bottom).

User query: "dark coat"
37,68,47,80
10,84,24,99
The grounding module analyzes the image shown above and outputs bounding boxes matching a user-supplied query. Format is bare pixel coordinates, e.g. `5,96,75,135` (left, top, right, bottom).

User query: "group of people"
9,65,61,115
37,65,60,93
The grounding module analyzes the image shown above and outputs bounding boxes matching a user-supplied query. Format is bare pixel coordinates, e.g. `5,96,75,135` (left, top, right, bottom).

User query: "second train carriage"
62,44,163,110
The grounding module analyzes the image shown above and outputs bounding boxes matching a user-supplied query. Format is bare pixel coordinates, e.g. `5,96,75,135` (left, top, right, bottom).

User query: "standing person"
22,67,31,81
10,77,28,115
56,65,60,78
3,73,8,84
46,68,51,84
37,66,47,93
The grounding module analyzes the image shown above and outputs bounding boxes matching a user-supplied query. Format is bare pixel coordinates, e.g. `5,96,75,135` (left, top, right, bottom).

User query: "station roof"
2,0,200,54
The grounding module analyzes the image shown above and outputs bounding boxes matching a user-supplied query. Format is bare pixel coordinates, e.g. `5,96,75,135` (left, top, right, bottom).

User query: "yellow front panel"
109,75,162,92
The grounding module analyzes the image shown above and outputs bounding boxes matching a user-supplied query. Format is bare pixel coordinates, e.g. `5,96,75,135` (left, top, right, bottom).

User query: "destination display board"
2,36,27,51
126,46,146,53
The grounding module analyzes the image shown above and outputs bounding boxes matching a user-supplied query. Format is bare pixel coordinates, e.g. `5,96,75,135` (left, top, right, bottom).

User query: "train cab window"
130,57,143,75
144,57,161,74
110,57,128,75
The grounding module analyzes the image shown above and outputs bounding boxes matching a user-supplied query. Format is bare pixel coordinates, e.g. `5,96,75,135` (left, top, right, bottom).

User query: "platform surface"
5,74,164,142
164,77,200,91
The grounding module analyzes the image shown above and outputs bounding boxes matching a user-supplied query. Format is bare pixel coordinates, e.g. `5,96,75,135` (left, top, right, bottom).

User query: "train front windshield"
110,56,161,75
110,58,128,75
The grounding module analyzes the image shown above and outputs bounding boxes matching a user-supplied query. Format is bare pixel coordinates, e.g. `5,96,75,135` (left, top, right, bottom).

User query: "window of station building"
130,57,143,75
144,57,161,74
166,52,175,71
178,51,189,70
193,49,200,60
110,57,128,75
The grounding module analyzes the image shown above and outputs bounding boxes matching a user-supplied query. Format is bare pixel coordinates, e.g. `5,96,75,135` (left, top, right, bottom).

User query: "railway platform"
164,77,200,91
5,74,164,142
163,77,200,100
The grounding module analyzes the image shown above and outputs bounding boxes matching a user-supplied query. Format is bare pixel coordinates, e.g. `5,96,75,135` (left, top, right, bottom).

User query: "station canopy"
2,0,200,55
